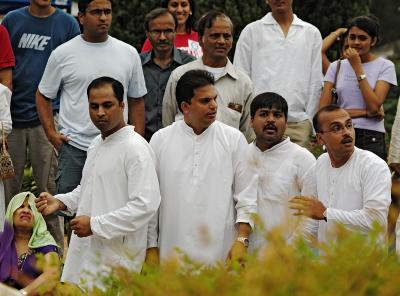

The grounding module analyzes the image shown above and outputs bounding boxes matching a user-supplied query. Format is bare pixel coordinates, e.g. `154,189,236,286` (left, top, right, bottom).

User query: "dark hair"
144,8,178,32
87,76,124,103
160,0,196,34
176,69,215,112
313,104,342,133
339,32,349,55
78,0,113,13
347,15,380,44
197,10,233,38
250,92,288,121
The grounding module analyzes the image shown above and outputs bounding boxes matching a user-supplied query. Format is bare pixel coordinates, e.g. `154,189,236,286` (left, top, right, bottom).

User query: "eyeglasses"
319,122,354,134
148,29,175,38
86,8,112,17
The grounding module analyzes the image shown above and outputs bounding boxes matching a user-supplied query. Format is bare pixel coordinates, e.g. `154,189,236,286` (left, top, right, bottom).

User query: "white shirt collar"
261,12,304,27
102,125,131,142
252,135,290,153
181,120,216,137
199,58,239,81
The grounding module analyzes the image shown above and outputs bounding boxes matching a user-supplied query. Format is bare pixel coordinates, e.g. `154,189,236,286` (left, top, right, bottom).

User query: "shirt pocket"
217,105,241,129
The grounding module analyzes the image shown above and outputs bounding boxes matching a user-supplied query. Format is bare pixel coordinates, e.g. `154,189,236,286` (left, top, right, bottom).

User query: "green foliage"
110,0,159,50
370,0,400,45
51,225,400,296
383,53,400,146
292,0,371,36
21,165,38,196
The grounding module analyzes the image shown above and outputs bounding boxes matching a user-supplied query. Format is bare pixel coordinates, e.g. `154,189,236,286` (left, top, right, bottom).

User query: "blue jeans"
355,128,387,161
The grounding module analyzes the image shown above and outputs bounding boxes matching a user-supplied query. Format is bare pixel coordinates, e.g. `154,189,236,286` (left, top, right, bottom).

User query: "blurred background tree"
110,0,371,52
109,0,399,149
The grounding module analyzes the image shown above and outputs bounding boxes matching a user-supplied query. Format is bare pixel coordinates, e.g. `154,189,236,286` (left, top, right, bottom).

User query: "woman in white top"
319,15,397,160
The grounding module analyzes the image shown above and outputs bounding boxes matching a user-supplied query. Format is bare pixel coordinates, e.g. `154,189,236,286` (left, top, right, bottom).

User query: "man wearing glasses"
290,105,391,244
162,11,255,142
36,0,147,199
140,8,195,142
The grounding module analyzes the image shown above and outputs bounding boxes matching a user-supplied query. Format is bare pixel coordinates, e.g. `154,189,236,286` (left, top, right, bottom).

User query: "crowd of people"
0,0,399,294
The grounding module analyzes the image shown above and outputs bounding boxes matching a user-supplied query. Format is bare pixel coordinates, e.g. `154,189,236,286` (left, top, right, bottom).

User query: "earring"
190,11,192,15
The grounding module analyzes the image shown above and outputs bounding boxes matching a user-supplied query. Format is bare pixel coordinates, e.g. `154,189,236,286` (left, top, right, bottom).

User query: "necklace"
17,249,33,271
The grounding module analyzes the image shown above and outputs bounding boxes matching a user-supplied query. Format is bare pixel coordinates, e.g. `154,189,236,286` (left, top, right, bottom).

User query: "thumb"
60,133,70,142
38,191,51,200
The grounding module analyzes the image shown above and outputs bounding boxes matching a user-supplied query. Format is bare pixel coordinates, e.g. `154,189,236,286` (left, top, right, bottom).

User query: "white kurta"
0,84,12,231
248,137,315,251
301,148,391,244
233,13,322,123
149,120,257,263
56,126,161,286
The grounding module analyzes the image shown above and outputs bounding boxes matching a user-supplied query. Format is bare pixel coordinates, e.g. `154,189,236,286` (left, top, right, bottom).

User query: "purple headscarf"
0,221,18,282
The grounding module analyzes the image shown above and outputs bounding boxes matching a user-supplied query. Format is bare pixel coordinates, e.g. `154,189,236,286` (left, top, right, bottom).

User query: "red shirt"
0,25,15,69
141,30,202,58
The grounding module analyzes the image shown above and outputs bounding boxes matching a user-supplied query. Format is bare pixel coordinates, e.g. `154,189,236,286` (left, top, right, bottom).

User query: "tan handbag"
0,122,15,179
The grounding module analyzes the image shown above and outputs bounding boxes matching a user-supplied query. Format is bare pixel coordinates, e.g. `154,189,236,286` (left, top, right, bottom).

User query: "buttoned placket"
193,136,200,183
328,167,345,209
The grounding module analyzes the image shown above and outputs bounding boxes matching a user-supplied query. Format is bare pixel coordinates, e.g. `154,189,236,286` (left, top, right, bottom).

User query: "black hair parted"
78,0,113,13
197,10,233,38
176,69,215,112
144,8,178,32
250,92,288,121
160,0,197,34
347,15,381,44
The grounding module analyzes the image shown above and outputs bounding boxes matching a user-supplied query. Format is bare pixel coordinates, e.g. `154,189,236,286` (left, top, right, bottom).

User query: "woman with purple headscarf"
0,192,59,295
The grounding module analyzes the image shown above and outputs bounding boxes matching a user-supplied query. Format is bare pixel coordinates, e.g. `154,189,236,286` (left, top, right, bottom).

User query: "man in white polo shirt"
36,0,146,196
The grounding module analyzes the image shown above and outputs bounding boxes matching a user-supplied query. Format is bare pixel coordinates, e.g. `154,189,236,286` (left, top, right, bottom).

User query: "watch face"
358,74,366,81
237,237,249,247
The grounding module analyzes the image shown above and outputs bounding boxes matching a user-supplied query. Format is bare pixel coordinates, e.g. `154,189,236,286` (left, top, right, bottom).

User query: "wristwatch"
357,74,367,81
236,237,249,247
323,209,328,222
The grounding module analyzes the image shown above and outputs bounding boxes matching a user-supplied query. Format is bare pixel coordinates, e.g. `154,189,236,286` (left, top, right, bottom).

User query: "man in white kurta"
36,77,161,286
57,126,160,284
248,92,315,252
290,105,391,244
148,69,257,264
233,0,322,147
300,147,391,244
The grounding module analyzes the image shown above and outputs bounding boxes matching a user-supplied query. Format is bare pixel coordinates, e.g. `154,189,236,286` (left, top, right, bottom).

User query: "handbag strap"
1,121,5,152
331,59,342,100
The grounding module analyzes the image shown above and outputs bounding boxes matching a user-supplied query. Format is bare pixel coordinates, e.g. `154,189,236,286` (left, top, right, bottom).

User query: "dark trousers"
355,128,387,161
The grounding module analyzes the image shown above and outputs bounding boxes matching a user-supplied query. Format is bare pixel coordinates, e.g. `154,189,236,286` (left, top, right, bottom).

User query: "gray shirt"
140,47,195,141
